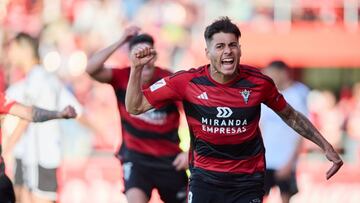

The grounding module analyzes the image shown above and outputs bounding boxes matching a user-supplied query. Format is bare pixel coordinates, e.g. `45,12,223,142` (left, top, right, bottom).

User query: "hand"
59,105,77,119
172,151,189,171
325,147,343,180
121,26,140,42
130,44,156,69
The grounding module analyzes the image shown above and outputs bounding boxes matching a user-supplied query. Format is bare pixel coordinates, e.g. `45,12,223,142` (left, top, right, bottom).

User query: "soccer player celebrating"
86,27,188,203
0,92,76,202
125,17,343,202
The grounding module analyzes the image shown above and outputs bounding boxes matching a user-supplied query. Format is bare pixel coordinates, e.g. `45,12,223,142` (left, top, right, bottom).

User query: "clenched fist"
59,105,77,119
130,44,157,69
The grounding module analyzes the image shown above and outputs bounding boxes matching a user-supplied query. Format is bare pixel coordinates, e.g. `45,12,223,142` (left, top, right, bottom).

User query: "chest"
183,84,263,123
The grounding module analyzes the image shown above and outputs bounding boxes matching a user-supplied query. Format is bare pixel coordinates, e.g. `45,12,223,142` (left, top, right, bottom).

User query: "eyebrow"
215,41,238,45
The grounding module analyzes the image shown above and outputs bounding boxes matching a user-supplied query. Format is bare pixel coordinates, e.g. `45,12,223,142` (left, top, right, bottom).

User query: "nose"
223,45,231,54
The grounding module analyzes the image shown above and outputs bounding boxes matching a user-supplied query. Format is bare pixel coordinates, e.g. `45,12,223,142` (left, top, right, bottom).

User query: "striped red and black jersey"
109,67,181,169
143,64,287,187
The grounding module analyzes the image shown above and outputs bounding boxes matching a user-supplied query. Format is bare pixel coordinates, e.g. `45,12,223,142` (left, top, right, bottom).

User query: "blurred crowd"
1,0,359,72
0,0,360,202
307,84,360,163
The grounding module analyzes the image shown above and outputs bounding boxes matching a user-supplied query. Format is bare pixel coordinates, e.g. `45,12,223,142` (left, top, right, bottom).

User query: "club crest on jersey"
240,89,251,104
150,78,166,92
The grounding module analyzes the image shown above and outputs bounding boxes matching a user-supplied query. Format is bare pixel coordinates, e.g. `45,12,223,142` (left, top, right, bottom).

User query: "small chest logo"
240,89,251,104
216,107,233,118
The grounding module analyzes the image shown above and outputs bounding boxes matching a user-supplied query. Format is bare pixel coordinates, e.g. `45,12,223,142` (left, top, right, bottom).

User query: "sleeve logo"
150,78,166,92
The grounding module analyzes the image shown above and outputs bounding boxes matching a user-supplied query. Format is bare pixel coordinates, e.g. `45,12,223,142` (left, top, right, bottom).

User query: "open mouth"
221,58,235,66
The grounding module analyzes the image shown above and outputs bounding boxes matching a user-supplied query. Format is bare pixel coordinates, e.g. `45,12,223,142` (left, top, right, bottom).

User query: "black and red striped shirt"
109,67,181,169
143,64,287,187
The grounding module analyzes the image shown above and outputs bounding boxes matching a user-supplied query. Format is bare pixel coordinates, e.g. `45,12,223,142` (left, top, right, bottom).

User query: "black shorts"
13,158,24,186
122,162,188,203
23,163,58,200
188,178,263,203
264,169,298,196
0,174,16,203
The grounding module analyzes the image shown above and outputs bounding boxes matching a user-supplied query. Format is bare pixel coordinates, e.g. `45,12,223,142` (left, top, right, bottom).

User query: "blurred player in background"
86,27,188,203
0,92,76,203
260,60,310,203
4,33,85,203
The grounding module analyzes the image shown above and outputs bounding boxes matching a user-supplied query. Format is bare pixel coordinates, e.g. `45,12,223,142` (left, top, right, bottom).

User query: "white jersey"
260,82,309,170
5,80,27,159
21,66,83,168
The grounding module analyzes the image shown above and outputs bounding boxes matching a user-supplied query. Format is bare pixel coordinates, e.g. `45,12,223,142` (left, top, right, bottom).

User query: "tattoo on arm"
32,106,60,122
277,104,327,150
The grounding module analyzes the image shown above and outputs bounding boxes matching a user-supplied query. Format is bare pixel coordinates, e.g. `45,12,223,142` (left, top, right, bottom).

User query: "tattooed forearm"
276,104,329,151
32,106,60,122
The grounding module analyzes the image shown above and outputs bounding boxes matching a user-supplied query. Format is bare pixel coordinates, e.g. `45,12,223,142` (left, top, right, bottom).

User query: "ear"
239,45,242,58
151,52,158,62
205,47,210,60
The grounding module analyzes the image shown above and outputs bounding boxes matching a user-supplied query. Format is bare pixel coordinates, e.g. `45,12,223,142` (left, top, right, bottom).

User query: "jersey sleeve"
263,80,287,112
109,67,129,88
143,73,185,109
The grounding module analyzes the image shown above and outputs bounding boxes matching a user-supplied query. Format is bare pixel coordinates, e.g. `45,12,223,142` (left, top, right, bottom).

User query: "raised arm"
276,104,343,180
125,44,156,114
8,103,77,122
86,26,140,83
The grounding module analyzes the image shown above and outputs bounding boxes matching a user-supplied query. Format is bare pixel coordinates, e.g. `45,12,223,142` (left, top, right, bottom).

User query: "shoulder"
110,66,131,86
240,64,275,85
292,82,310,96
169,65,207,80
27,66,46,81
153,65,207,92
27,67,61,88
112,66,131,76
155,66,173,77
6,80,26,99
6,80,26,93
294,82,310,91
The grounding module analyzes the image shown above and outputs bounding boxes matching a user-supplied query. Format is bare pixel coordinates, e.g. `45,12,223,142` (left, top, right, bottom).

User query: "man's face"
7,41,23,67
7,40,34,70
130,42,156,83
205,32,241,76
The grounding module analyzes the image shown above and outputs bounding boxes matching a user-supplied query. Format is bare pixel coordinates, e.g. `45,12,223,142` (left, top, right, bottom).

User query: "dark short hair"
129,34,154,50
204,16,241,43
14,32,40,60
267,60,289,71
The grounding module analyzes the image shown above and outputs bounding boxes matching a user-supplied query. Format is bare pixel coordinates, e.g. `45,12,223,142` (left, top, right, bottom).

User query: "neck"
23,58,39,73
209,64,238,84
279,79,293,91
